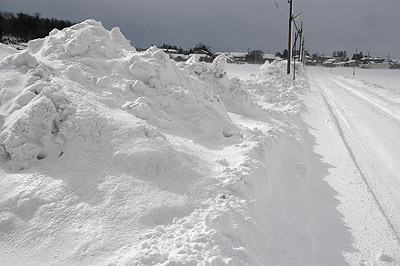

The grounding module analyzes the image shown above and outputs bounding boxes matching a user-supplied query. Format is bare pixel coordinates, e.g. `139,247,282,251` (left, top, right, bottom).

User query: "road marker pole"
353,49,357,78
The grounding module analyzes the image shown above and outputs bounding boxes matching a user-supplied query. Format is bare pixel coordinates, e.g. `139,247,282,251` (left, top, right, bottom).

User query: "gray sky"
2,0,400,58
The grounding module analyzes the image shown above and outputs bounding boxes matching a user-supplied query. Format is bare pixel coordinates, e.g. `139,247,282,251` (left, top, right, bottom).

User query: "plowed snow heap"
0,20,327,266
0,20,240,171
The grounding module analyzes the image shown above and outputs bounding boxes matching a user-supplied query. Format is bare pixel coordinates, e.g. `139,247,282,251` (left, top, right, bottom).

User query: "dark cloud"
2,0,400,58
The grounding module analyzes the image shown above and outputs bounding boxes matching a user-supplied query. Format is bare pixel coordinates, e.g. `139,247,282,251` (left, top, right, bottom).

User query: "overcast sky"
2,0,400,58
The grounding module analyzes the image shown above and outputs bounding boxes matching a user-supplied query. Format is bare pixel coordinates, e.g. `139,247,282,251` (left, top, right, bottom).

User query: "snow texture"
2,20,393,266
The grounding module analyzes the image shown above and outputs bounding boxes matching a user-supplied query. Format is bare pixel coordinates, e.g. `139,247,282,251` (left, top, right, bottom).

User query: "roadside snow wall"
0,20,342,266
0,19,237,171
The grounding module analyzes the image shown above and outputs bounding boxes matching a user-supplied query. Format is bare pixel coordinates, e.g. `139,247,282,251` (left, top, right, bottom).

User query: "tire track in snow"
311,71,400,245
324,74,400,123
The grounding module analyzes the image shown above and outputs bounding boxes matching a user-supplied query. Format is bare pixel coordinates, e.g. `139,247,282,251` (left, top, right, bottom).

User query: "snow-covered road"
306,67,400,265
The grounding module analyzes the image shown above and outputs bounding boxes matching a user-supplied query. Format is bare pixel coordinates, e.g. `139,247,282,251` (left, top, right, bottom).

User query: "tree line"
0,11,74,43
160,43,213,56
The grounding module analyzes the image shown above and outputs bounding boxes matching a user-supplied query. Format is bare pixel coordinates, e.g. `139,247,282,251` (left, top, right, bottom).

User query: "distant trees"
333,50,347,60
0,11,74,43
311,53,319,61
188,43,212,56
159,43,213,56
352,51,363,61
245,50,263,64
159,44,185,54
282,49,289,59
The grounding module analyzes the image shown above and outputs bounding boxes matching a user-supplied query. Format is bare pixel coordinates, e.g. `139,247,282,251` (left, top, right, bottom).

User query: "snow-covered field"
1,20,400,266
324,66,400,92
225,64,261,80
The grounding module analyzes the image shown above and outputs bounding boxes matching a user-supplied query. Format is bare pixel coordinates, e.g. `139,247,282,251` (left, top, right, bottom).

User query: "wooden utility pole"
293,32,299,80
287,0,293,75
299,21,303,62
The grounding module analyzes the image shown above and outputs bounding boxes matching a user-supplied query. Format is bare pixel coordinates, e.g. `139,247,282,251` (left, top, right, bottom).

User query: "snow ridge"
0,20,335,266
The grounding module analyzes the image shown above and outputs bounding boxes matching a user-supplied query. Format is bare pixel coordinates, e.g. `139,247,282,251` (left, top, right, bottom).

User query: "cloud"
2,0,400,57
365,12,378,27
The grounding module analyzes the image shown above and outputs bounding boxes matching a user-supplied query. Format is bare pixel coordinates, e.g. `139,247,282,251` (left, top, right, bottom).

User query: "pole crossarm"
293,13,302,20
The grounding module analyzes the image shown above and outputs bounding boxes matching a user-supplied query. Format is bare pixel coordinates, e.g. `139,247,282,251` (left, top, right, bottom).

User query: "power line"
293,19,299,32
274,0,288,20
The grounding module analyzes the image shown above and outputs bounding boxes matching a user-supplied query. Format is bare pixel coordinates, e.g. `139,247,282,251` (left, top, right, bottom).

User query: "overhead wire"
275,0,300,32
293,20,299,32
274,0,288,20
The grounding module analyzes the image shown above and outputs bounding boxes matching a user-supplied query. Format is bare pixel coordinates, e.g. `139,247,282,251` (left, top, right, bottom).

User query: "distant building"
322,58,336,67
160,48,178,54
189,51,213,63
229,52,247,64
262,54,282,63
215,52,247,64
305,55,316,66
360,56,390,69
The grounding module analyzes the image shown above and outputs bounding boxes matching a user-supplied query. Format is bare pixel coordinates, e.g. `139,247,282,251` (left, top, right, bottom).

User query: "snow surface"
225,64,261,80
0,43,18,59
1,20,399,266
306,67,400,266
326,66,400,92
316,66,400,121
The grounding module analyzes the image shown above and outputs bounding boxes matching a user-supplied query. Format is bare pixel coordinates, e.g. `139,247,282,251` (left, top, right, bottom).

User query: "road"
305,67,400,265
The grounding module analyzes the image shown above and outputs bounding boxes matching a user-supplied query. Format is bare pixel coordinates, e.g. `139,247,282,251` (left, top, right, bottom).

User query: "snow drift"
0,20,342,266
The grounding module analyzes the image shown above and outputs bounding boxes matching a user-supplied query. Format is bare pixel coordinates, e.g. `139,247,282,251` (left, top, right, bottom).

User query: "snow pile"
184,55,279,119
27,20,135,59
254,60,305,113
0,19,237,171
183,54,249,113
0,20,338,266
184,57,305,120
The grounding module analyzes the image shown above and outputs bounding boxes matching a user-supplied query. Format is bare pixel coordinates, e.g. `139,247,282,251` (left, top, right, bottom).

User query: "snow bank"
0,20,237,171
0,20,338,266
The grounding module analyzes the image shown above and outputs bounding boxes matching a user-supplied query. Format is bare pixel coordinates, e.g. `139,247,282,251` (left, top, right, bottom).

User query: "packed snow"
325,66,400,93
306,67,400,265
0,20,399,266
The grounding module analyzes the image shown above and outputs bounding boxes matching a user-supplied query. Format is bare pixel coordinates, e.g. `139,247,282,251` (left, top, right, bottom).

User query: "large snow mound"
0,20,343,266
0,19,237,171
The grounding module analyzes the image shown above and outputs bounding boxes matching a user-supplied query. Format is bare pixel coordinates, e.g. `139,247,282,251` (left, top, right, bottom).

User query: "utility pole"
293,32,299,80
287,0,293,75
299,21,303,62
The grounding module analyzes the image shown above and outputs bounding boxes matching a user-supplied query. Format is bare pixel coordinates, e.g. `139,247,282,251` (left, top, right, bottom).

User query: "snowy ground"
225,64,261,80
306,67,400,265
1,21,400,266
323,66,400,92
